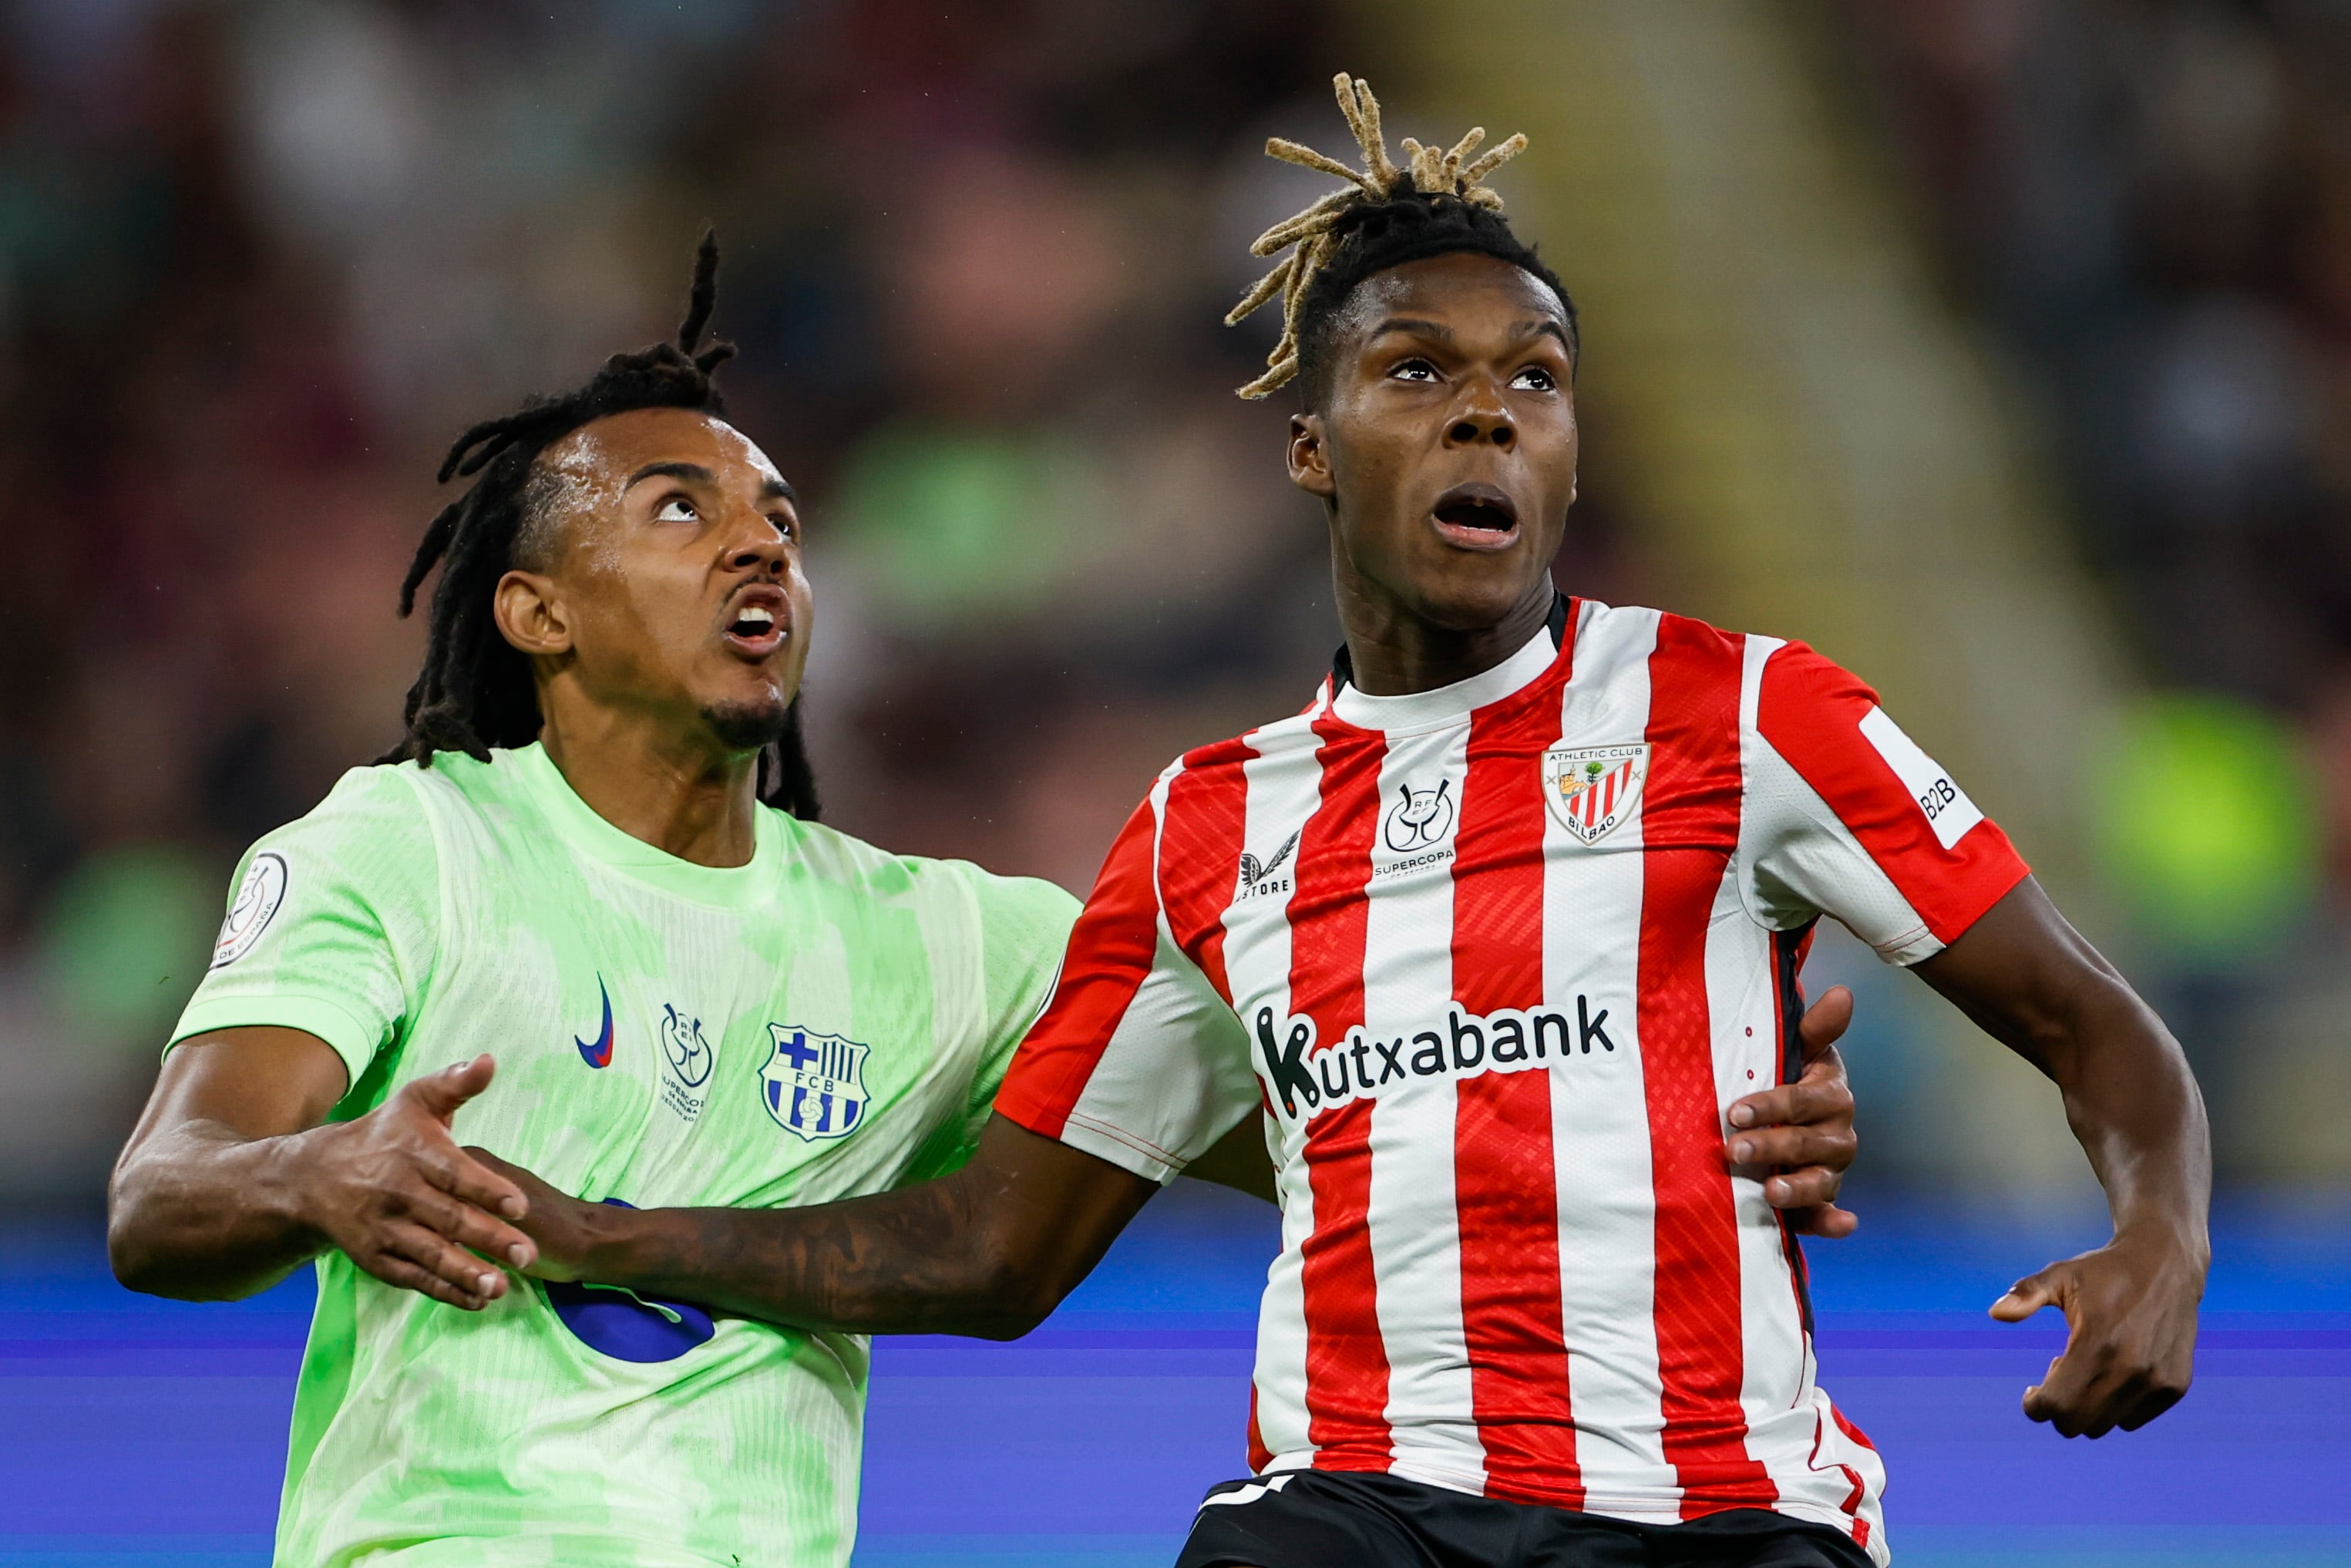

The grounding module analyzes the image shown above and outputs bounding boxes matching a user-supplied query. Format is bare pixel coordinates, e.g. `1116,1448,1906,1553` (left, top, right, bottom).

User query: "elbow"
105,1187,168,1298
104,1165,206,1301
955,1239,1078,1341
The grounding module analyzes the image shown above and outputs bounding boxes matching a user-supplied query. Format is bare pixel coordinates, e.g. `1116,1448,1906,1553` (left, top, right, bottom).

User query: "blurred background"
0,2,2343,1565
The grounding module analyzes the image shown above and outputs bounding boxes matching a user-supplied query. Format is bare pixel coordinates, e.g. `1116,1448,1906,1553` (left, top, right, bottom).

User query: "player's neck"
536,704,762,869
1334,573,1556,698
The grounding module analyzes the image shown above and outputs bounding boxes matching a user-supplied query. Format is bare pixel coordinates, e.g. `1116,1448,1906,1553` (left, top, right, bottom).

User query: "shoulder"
1751,637,1880,715
271,760,438,846
773,811,1081,935
1580,604,1873,716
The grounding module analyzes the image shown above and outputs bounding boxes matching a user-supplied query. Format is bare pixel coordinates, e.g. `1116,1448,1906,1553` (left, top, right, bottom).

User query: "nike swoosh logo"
576,978,614,1069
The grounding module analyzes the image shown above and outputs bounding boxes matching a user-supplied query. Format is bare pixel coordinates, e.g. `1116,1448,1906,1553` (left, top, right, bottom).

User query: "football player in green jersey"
106,238,1862,1567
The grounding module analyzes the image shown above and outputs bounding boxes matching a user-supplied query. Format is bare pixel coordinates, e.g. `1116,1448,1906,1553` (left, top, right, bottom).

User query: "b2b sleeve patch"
1858,708,1984,850
211,852,288,968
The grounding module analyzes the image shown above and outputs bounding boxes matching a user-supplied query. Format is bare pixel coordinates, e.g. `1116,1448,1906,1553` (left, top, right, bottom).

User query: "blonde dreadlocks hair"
1228,72,1572,403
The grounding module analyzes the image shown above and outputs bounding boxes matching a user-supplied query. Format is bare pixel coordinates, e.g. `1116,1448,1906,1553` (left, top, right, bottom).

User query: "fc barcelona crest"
760,1025,872,1144
1542,743,1650,846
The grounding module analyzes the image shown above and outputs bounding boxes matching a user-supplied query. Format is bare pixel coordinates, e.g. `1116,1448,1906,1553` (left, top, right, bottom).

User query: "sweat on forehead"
513,409,781,566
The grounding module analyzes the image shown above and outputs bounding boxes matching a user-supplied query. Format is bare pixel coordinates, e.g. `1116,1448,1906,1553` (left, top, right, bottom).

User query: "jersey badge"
210,852,288,968
1382,779,1455,852
1236,828,1300,900
760,1025,871,1143
1544,743,1649,846
660,1004,713,1086
658,1004,713,1121
575,978,615,1069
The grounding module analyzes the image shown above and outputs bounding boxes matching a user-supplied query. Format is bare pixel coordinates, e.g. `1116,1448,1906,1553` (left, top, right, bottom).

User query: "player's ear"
1288,412,1335,501
493,570,573,659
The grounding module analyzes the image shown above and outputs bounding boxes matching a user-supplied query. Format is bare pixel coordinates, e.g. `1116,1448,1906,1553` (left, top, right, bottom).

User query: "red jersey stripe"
1451,680,1582,1506
1160,739,1256,1004
1755,641,2028,946
1640,615,1778,1516
1292,717,1393,1469
993,800,1162,1139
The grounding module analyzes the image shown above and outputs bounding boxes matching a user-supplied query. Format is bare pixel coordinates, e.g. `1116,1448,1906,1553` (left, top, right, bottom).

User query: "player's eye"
654,496,698,523
1512,365,1558,392
1389,358,1440,383
769,514,797,541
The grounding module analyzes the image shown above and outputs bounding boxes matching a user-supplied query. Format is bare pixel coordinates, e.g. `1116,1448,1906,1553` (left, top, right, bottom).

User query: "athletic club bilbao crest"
1542,743,1650,846
760,1025,871,1144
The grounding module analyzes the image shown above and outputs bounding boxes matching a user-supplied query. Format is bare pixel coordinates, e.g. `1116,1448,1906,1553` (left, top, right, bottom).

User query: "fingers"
1796,986,1854,1056
369,1220,510,1311
422,1142,530,1226
399,1055,498,1122
408,1182,536,1271
1989,1267,2059,1323
1727,1124,1854,1173
1782,1203,1859,1239
1757,1162,1842,1210
1726,1072,1853,1136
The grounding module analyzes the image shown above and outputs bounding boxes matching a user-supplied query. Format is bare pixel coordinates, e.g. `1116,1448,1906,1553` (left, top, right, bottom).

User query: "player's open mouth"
720,585,790,658
1430,483,1520,552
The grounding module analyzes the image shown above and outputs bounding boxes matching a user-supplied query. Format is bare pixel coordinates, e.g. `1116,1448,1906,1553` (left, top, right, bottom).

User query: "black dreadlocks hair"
377,230,821,819
1227,73,1575,410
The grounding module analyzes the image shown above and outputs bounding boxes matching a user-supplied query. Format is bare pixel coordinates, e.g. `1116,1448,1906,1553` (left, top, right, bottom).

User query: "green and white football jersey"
170,743,1078,1568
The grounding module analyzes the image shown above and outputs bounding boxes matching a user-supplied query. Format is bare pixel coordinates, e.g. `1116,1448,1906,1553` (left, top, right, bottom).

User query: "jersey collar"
1325,591,1572,733
511,742,785,908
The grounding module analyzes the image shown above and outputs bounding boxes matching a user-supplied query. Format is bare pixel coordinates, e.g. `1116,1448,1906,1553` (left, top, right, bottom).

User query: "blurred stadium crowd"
1841,0,2351,1189
0,0,2340,1205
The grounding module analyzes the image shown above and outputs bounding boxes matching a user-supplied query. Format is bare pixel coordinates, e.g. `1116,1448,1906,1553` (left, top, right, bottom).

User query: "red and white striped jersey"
996,598,2030,1563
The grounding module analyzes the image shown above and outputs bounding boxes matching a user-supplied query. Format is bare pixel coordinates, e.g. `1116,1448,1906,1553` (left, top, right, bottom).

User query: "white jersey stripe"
1228,721,1327,1471
1543,603,1680,1523
1360,722,1486,1494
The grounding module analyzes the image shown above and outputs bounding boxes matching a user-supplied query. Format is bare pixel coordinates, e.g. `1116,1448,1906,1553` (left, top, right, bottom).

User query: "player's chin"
1409,553,1545,631
700,688,795,753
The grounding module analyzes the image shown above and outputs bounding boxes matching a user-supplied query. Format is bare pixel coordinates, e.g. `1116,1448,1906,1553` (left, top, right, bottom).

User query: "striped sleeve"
991,787,1260,1183
1740,639,2030,965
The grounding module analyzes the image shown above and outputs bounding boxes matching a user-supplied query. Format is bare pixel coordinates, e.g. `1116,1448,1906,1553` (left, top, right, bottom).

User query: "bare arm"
1914,876,2211,1437
1179,1115,1280,1204
476,1115,1159,1340
479,987,1870,1336
109,1029,536,1311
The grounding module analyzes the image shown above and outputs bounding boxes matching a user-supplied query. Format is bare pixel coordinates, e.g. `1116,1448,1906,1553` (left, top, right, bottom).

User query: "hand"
1989,1233,2201,1436
464,1147,605,1284
289,1055,535,1311
1724,985,1859,1237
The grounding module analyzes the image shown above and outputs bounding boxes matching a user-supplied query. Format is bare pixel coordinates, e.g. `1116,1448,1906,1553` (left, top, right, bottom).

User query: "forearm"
583,1176,1051,1339
1924,893,2211,1262
2044,973,2211,1260
108,1122,326,1300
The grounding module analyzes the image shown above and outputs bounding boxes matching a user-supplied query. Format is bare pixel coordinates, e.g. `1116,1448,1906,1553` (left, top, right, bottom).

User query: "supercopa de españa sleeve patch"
211,852,288,968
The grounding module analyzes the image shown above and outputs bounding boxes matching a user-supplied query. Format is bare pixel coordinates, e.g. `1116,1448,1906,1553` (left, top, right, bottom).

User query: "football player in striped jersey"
483,78,2206,1568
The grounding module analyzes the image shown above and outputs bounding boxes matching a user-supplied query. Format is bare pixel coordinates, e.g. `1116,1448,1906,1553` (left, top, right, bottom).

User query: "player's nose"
719,507,793,576
1444,376,1515,450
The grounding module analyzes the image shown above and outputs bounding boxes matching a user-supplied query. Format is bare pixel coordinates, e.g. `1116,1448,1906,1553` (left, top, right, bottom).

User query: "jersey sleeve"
1741,641,2030,965
991,796,1260,1184
953,864,1082,1139
169,765,442,1091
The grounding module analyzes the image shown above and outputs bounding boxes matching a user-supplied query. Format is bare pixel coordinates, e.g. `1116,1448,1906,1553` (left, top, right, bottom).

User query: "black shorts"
1174,1470,1875,1568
